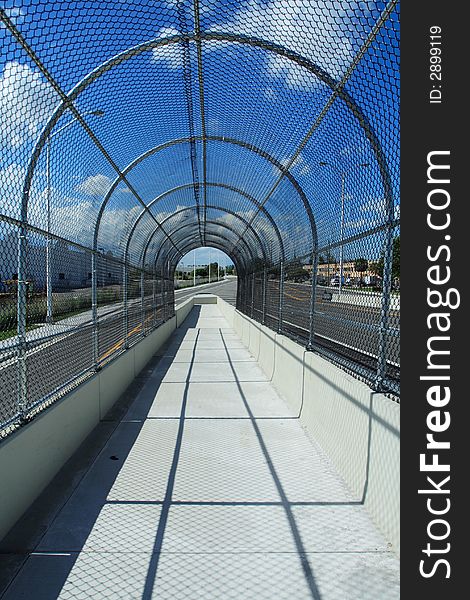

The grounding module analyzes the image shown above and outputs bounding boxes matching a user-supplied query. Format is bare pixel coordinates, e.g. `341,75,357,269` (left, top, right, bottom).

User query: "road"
245,279,399,390
1,276,399,435
0,279,238,434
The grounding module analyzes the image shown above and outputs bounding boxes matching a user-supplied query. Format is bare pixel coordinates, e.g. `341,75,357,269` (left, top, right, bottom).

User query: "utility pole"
45,109,104,323
319,161,370,294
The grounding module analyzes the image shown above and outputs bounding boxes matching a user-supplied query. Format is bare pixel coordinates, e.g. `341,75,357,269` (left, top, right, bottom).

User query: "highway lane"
0,279,238,433
1,276,399,434
175,277,237,305
244,279,400,389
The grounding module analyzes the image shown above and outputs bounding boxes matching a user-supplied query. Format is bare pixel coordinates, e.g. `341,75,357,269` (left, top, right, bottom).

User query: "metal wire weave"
0,0,400,438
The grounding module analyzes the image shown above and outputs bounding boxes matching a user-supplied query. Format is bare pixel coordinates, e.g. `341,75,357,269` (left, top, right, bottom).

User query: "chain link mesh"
1,0,399,438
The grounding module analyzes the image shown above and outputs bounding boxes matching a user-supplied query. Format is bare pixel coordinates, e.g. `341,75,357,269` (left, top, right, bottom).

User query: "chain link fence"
1,0,399,438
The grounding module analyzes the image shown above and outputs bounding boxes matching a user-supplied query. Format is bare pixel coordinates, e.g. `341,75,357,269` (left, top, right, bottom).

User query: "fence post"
251,272,255,318
123,262,128,349
307,251,319,350
161,264,166,321
278,260,284,334
17,226,28,420
140,269,145,336
262,266,267,325
152,268,157,327
375,224,394,391
91,251,99,369
168,262,174,317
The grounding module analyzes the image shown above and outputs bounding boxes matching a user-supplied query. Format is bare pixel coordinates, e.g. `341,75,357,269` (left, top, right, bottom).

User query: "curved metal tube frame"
140,204,268,272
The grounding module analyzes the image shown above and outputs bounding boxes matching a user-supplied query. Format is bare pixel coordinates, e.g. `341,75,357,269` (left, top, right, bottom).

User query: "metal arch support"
167,239,244,279
92,135,308,258
17,28,396,388
164,239,246,286
19,30,397,266
171,239,245,277
140,204,268,271
159,225,250,274
154,220,254,274
123,182,285,267
166,235,245,279
161,227,252,274
151,221,255,275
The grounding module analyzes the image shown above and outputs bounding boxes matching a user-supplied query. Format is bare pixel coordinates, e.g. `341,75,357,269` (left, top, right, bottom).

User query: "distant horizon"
177,248,234,269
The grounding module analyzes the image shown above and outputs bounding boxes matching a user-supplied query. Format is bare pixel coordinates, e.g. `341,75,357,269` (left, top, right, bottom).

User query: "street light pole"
45,109,104,324
339,172,346,295
319,161,370,295
45,138,53,323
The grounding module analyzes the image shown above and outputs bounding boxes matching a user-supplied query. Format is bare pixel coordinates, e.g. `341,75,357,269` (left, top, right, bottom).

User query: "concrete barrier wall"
0,305,189,543
176,298,194,328
217,298,400,555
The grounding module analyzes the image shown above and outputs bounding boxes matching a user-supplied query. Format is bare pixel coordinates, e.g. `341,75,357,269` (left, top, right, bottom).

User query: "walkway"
1,304,399,599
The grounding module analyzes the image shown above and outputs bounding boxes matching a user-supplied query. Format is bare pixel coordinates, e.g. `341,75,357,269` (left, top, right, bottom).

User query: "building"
303,260,378,284
0,233,120,292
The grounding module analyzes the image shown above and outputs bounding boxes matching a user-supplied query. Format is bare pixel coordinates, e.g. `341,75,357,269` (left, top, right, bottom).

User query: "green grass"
0,324,41,342
0,288,123,339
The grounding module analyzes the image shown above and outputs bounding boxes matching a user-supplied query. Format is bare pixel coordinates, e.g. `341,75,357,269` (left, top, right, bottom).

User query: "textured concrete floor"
0,305,399,599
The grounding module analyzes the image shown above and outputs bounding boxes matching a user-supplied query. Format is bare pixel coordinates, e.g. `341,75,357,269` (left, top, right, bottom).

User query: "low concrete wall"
192,294,217,304
217,297,400,555
0,304,190,543
176,298,194,328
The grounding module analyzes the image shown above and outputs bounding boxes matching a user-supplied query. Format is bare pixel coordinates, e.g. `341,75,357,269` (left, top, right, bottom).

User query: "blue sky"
0,0,399,268
177,247,233,268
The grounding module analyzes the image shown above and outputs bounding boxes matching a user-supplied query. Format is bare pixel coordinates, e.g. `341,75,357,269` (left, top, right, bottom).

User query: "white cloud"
151,27,184,70
75,174,114,196
263,87,277,101
275,153,311,176
360,197,400,221
212,0,367,90
1,6,25,25
0,62,58,148
0,162,26,220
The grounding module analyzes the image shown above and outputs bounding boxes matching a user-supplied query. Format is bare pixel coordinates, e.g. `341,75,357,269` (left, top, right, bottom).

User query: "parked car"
330,276,344,286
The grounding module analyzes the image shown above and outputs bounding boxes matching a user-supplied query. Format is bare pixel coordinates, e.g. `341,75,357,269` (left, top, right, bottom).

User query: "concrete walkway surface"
0,304,399,599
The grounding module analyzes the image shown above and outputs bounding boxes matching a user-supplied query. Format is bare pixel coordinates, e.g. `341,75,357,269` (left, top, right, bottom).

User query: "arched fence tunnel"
0,0,399,435
0,1,400,597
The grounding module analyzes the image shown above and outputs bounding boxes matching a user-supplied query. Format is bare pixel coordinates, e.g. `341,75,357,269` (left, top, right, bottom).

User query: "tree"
195,267,208,278
354,257,368,273
285,260,310,283
369,236,400,280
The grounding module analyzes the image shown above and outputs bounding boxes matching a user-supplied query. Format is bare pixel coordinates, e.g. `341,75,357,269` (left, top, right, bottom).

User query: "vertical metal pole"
123,262,129,349
162,263,166,321
17,225,28,419
244,274,250,315
167,262,173,317
307,250,319,350
375,223,394,391
262,266,267,325
251,272,255,318
152,270,157,328
91,252,99,369
193,249,196,287
140,270,145,335
45,139,53,323
339,172,345,295
278,260,284,334
208,247,211,283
